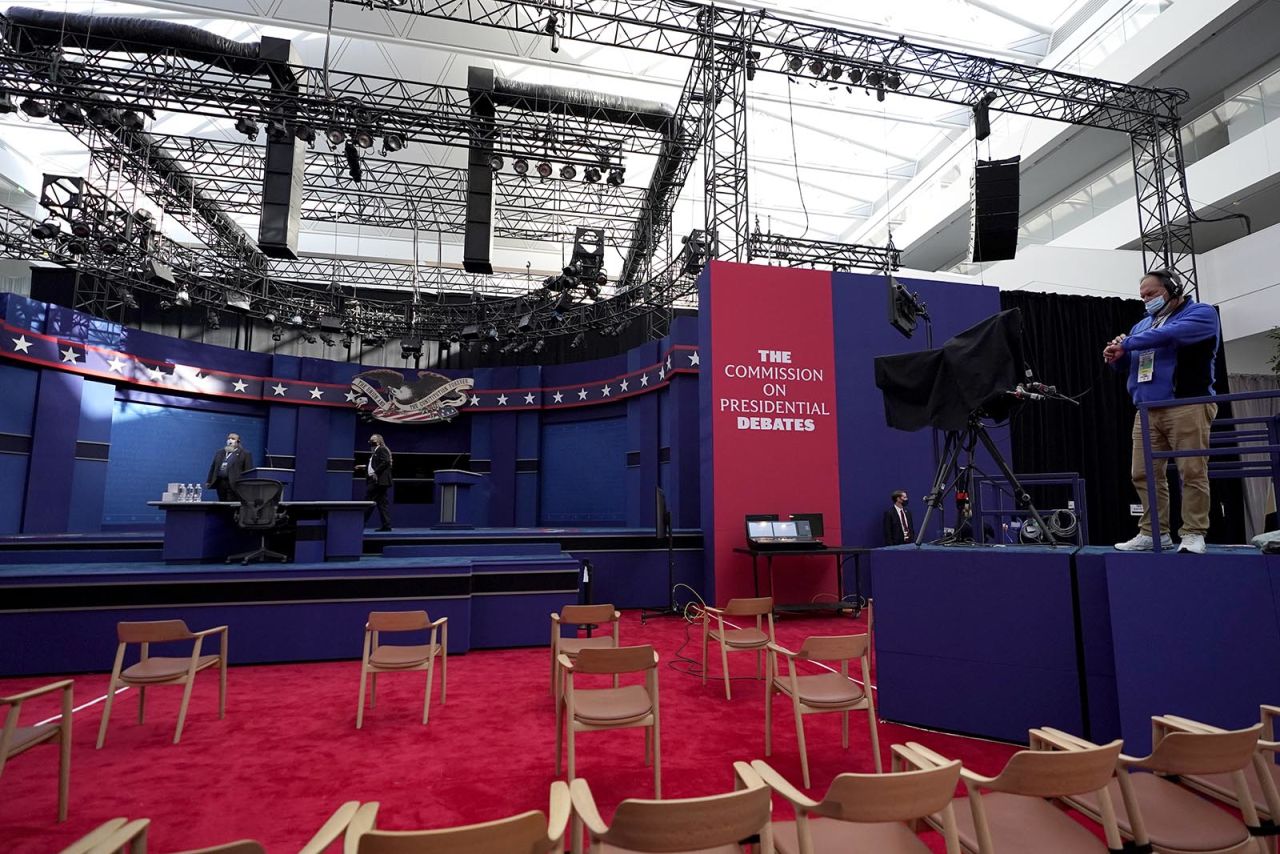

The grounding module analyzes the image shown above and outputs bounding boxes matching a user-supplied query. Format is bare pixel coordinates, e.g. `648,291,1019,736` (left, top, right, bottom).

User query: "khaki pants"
1131,403,1217,538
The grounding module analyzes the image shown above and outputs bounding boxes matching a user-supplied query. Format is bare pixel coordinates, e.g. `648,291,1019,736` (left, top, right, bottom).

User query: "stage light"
19,98,47,118
559,164,577,180
513,157,529,175
301,331,317,344
846,68,863,85
545,11,560,53
886,71,902,90
175,287,191,306
119,109,145,131
570,332,584,348
341,335,353,349
0,93,14,114
266,118,290,141
294,124,316,144
71,221,93,239
264,312,277,323
319,333,336,347
536,161,553,178
98,236,120,255
87,104,119,125
606,167,625,187
867,70,884,89
52,102,84,125
383,132,405,152
584,166,601,183
828,65,842,82
115,285,138,309
271,324,283,342
746,50,760,82
206,309,221,331
30,218,59,240
159,300,174,311
234,115,259,140
344,142,363,183
532,338,545,354
354,129,375,150
787,55,803,74
808,59,825,76
325,127,346,146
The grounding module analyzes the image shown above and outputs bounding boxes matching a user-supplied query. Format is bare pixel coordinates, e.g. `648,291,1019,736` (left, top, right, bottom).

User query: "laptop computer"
746,519,824,550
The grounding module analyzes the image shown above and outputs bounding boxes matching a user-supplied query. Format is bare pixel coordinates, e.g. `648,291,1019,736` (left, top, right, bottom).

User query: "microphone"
1012,384,1046,401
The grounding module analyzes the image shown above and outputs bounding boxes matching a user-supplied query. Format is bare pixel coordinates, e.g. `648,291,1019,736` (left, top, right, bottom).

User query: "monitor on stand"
642,487,678,622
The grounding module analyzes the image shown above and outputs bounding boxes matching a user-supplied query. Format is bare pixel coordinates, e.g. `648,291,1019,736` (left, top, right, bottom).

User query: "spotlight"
319,333,336,347
19,98,47,118
325,127,346,146
234,115,259,140
52,102,85,125
490,155,504,172
559,163,577,180
159,300,174,311
606,167,625,187
353,129,375,149
98,236,120,255
87,104,119,125
866,70,884,88
570,332,584,348
787,55,803,74
584,166,601,183
271,324,283,342
115,285,138,309
828,65,843,81
846,68,863,85
206,309,221,331
536,161,553,178
383,132,405,152
66,238,87,255
885,71,902,90
175,288,191,306
344,142,363,183
264,312,276,323
119,109,145,131
513,157,529,175
30,218,58,240
294,124,316,144
532,338,545,354
341,335,353,349
746,50,760,82
266,118,290,141
545,11,560,53
290,313,303,325
301,331,318,345
808,59,825,76
70,221,93,239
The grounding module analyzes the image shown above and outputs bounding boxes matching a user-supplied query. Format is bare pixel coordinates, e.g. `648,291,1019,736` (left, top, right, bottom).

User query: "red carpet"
1,610,1026,852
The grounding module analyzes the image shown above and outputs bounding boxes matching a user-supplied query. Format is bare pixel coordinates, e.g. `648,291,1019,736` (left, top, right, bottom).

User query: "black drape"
1000,290,1245,546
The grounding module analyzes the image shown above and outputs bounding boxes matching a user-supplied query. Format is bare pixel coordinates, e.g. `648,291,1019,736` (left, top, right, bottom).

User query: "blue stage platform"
871,544,1280,749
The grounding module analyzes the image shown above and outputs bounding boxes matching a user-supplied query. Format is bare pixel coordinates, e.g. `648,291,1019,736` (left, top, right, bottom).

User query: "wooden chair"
557,644,661,796
551,604,620,699
357,610,447,729
2,679,72,822
766,632,880,787
701,596,774,700
1049,719,1269,854
341,782,569,853
752,748,963,854
97,620,228,748
1178,707,1280,825
58,801,360,853
909,731,1126,853
568,763,773,854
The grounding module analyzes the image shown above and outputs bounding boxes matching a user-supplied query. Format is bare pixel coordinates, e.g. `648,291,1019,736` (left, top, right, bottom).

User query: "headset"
1145,269,1184,299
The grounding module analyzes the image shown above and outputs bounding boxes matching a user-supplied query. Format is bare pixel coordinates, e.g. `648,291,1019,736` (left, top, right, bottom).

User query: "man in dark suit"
882,489,914,545
363,433,394,531
206,432,254,501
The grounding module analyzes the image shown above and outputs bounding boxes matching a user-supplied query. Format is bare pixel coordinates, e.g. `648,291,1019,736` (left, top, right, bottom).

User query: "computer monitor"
747,520,774,539
790,513,824,538
772,520,798,538
793,520,812,538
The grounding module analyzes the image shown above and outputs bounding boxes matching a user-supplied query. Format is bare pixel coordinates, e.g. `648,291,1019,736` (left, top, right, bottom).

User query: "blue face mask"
1144,295,1165,316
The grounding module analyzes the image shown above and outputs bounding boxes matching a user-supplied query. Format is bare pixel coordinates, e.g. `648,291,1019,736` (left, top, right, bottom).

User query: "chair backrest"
368,611,430,632
1146,725,1262,775
559,604,618,626
987,740,1124,798
723,597,773,617
178,842,266,854
601,786,773,852
117,620,193,644
356,811,555,854
818,761,962,823
574,645,656,675
797,634,869,662
233,479,284,528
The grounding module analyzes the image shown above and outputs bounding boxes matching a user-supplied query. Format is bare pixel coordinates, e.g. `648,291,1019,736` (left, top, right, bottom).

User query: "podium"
246,467,295,500
433,470,490,528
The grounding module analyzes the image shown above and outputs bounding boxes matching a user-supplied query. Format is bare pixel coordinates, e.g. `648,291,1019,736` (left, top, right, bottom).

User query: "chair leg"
645,727,652,765
356,667,368,730
701,625,709,687
794,703,811,788
566,719,576,782
370,672,377,708
554,693,564,776
440,648,447,705
764,682,773,756
721,641,732,701
174,676,197,745
218,656,227,719
137,686,146,724
423,656,436,726
756,649,761,680
842,711,849,750
653,721,662,799
96,678,118,750
57,728,70,822
867,706,882,773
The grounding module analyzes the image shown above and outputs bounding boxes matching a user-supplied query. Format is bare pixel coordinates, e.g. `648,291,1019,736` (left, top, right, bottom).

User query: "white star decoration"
232,379,249,393
658,367,666,381
107,356,128,373
620,379,629,392
601,384,611,397
147,367,165,382
640,374,649,387
577,388,588,400
60,347,79,364
689,351,700,366
496,393,509,406
308,387,324,400
469,394,480,406
523,393,535,404
552,391,564,403
344,390,358,402
666,355,672,370
272,383,288,396
10,335,31,354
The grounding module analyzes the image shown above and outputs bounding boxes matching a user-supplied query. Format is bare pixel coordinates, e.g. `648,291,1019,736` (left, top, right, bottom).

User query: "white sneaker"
1178,533,1207,554
1115,533,1174,551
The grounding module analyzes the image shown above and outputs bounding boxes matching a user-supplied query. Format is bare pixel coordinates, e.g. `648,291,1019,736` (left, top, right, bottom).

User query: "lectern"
433,470,490,528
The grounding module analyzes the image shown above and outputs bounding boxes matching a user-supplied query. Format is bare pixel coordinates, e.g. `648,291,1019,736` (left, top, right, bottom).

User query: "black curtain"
1000,290,1245,547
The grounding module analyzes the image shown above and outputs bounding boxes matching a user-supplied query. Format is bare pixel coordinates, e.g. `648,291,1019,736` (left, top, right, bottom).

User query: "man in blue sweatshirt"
1104,270,1219,554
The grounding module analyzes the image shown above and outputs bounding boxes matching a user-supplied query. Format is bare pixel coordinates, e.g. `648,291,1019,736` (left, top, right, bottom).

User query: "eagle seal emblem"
349,369,475,424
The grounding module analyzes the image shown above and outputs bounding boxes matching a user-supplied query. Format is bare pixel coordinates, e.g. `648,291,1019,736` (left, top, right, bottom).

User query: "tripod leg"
916,431,964,546
973,423,1057,545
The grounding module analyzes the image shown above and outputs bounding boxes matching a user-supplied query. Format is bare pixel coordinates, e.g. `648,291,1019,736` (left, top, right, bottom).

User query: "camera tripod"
916,412,1057,547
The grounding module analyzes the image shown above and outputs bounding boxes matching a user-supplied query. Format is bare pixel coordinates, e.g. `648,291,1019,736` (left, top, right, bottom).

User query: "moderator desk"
733,545,871,615
148,501,374,563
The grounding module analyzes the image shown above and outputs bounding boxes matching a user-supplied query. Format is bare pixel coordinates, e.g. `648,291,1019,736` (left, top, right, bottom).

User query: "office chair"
226,479,288,565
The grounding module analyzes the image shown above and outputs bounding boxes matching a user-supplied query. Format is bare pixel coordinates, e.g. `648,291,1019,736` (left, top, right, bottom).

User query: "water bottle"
177,483,187,502
194,483,203,502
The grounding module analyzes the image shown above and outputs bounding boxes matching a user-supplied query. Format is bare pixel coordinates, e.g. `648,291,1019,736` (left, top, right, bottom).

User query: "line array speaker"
970,155,1021,263
464,66,496,275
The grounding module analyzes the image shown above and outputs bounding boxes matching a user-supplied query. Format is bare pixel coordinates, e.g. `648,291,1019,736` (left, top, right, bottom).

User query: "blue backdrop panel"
872,544,1084,742
23,369,82,533
1105,551,1280,753
539,416,627,525
0,364,36,534
103,402,265,525
1074,547,1121,742
67,380,116,532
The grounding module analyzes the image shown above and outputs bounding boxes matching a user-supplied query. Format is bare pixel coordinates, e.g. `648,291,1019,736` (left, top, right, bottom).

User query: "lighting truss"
748,231,901,272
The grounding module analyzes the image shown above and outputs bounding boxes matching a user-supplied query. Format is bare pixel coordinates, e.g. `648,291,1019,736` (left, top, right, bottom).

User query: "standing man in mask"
363,433,394,532
1104,270,1220,554
207,432,254,501
882,489,914,545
